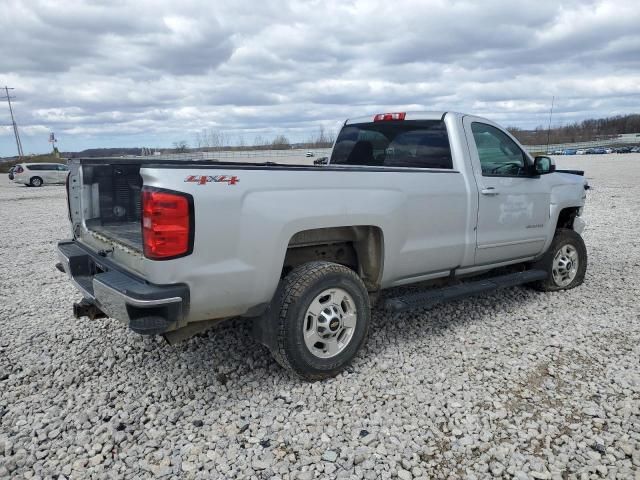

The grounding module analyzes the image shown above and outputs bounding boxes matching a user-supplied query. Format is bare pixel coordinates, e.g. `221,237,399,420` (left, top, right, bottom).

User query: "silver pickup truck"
58,111,588,379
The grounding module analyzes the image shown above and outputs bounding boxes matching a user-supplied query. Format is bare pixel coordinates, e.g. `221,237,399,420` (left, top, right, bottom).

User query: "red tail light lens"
142,188,193,260
373,112,406,122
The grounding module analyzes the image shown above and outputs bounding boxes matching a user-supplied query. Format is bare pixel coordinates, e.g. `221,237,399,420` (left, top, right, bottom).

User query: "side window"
57,165,68,171
471,123,528,176
29,164,56,171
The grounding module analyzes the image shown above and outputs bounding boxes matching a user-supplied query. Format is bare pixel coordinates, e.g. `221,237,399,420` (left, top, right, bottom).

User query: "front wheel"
267,261,370,380
529,228,587,291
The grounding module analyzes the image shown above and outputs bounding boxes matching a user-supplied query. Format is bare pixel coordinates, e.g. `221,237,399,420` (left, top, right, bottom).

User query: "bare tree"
317,126,328,146
173,140,189,153
194,131,204,149
304,126,336,148
194,128,228,150
271,135,290,149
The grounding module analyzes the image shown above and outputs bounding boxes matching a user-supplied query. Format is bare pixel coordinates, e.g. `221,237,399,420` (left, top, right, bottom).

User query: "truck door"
462,117,551,265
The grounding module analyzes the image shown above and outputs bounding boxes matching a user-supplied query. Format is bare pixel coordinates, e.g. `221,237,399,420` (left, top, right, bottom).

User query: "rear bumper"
57,240,189,334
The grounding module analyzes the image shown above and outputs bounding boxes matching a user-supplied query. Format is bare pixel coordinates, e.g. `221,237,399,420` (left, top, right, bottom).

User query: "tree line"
189,126,336,151
508,114,640,145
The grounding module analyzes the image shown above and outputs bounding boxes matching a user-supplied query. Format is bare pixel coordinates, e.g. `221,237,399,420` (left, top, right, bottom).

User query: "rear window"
330,120,452,169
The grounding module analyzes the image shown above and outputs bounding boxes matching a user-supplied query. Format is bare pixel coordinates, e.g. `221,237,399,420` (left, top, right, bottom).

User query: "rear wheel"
267,261,370,380
30,176,43,187
529,228,587,291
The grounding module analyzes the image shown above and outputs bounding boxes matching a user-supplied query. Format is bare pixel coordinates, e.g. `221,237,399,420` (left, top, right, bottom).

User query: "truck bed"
79,163,143,251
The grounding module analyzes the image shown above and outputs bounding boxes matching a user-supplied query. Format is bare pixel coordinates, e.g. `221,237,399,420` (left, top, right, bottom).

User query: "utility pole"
2,86,25,158
546,96,555,153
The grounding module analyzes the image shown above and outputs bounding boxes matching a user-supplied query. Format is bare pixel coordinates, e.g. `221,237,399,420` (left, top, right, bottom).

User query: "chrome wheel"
303,288,357,359
552,244,579,287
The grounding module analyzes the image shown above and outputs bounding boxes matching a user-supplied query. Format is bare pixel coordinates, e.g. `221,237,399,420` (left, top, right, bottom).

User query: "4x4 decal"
184,175,239,185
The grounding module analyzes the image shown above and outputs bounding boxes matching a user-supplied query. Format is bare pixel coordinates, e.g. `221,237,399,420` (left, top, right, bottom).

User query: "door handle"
481,187,499,196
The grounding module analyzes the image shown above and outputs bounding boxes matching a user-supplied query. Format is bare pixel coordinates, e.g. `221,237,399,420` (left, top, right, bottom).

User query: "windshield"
330,120,452,169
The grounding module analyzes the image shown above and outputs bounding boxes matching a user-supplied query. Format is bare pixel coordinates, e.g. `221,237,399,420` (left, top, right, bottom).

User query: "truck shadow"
141,285,548,388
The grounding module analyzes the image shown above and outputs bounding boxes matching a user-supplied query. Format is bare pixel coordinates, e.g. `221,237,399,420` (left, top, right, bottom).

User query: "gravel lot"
1,155,639,479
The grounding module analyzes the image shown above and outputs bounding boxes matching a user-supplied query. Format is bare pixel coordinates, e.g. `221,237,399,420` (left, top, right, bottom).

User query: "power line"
2,86,24,158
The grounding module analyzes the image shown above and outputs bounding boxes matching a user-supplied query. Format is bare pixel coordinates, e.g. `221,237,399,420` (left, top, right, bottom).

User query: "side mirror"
533,156,556,175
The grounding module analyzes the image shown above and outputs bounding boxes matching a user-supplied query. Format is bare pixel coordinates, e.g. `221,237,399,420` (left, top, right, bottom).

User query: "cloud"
0,0,639,155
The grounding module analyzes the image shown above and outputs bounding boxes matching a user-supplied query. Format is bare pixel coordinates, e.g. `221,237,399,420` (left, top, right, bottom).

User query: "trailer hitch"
73,298,107,320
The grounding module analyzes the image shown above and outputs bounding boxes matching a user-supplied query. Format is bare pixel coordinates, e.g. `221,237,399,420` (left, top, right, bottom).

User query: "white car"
12,162,69,187
576,149,587,155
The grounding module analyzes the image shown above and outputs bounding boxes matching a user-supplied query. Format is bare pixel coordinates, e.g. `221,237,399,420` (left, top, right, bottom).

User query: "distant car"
8,166,16,180
590,148,606,154
306,151,315,157
616,147,631,153
576,149,587,155
563,149,577,155
552,149,564,155
631,146,640,153
11,163,69,187
604,148,615,154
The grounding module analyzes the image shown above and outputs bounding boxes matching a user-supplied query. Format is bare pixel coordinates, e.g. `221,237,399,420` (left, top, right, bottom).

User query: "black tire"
529,228,587,291
267,261,370,380
30,176,43,187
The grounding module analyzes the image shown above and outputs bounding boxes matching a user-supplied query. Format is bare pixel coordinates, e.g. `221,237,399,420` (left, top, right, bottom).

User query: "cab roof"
345,111,454,125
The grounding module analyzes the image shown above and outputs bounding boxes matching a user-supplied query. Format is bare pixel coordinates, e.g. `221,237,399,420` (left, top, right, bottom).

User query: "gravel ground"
1,154,639,480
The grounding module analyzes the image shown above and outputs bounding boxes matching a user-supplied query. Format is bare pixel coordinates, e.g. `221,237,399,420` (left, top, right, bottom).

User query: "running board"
384,269,548,313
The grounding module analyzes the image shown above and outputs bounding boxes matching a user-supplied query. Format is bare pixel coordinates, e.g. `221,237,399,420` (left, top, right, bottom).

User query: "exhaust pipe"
73,298,107,320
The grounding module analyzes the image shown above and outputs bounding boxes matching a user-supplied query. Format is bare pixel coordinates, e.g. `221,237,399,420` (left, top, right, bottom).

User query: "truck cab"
329,112,586,277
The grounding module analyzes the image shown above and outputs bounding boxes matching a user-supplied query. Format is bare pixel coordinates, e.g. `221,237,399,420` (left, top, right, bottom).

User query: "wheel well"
283,226,384,291
556,207,579,230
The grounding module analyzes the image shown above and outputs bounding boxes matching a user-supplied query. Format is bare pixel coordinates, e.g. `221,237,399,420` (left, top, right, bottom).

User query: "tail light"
373,112,406,122
141,187,194,260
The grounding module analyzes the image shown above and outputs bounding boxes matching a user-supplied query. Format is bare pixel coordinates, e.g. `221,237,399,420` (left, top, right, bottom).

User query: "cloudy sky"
1,0,639,156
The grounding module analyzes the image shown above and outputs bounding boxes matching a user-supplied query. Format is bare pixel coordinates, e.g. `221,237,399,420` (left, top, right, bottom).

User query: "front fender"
541,177,587,253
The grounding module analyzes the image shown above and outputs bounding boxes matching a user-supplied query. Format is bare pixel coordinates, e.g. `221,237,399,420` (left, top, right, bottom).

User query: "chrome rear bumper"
57,240,189,334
